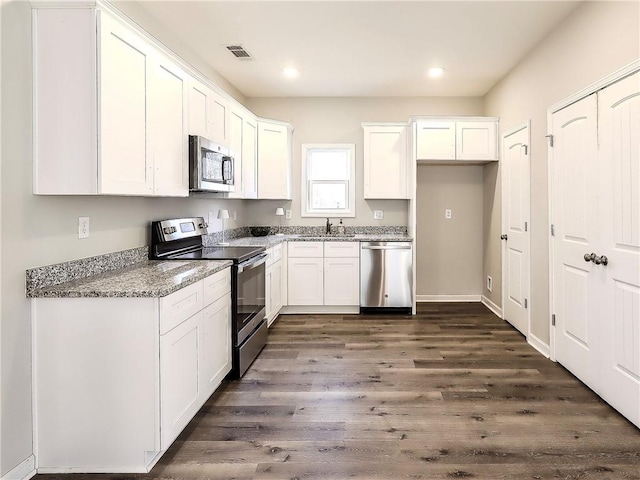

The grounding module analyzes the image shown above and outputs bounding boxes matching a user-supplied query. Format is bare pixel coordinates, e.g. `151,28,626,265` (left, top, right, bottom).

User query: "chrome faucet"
325,218,332,234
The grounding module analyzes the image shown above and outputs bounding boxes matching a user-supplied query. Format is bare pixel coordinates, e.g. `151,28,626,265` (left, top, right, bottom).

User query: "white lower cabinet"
288,257,325,305
265,243,286,325
324,257,360,305
160,311,203,450
202,295,232,396
32,268,231,473
287,241,360,307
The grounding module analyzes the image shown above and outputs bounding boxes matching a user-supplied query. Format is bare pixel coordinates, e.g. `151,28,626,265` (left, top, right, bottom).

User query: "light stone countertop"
27,259,232,298
227,233,413,248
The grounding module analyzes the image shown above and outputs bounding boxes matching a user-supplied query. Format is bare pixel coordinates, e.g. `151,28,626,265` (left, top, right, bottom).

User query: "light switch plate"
78,217,90,239
373,210,384,220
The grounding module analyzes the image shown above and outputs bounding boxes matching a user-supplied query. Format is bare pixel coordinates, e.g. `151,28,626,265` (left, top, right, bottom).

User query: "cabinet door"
149,54,188,196
258,121,292,199
287,257,324,305
269,261,283,323
188,78,210,138
363,125,408,199
415,121,456,160
227,109,245,198
265,265,273,320
202,294,231,399
324,257,360,305
99,13,153,195
456,121,497,161
209,89,230,147
160,311,203,450
243,116,258,199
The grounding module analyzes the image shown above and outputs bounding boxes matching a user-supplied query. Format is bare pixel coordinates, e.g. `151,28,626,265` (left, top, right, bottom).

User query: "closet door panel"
551,94,600,389
598,72,640,428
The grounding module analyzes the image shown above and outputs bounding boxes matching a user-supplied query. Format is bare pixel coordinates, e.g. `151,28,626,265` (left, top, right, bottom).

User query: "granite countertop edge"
28,259,233,299
227,234,413,247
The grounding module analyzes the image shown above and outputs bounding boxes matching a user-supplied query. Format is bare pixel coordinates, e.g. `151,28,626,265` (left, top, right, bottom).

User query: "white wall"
0,2,246,475
245,97,483,227
483,0,640,345
416,165,484,298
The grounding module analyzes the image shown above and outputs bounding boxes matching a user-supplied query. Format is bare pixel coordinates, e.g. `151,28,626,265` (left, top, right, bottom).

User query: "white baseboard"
528,333,551,358
416,295,481,302
481,295,503,317
1,455,36,480
280,305,360,315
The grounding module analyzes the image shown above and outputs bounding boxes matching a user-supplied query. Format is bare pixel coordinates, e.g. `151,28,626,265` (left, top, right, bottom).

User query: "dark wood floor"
37,303,639,479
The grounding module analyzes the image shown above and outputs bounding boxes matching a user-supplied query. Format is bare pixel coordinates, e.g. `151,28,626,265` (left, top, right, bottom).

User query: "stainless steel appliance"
360,241,413,312
150,217,267,378
189,136,234,193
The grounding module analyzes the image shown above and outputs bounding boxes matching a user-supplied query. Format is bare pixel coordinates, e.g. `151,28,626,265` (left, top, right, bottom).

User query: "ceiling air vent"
225,45,253,60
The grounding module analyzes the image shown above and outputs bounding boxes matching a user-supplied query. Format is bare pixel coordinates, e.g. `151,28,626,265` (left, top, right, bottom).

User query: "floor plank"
35,303,640,480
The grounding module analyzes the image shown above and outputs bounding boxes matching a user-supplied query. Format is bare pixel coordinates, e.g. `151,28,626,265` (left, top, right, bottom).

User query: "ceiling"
131,0,581,98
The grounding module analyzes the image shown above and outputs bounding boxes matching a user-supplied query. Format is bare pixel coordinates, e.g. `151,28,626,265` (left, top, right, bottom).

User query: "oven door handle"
237,253,268,272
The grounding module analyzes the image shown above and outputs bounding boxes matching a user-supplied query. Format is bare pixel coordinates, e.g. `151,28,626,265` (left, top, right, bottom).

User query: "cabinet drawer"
266,243,283,266
324,241,359,258
288,241,323,258
159,281,204,335
203,268,231,307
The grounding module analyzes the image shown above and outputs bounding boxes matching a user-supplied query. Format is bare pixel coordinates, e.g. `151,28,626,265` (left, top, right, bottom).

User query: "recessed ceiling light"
428,67,445,78
282,67,299,79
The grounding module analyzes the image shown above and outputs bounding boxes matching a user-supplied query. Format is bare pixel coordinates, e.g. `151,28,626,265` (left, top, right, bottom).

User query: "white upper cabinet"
257,119,292,199
187,77,229,147
455,121,497,161
414,118,498,163
243,116,258,199
33,8,188,196
148,54,189,196
415,121,456,160
227,106,258,199
363,123,409,199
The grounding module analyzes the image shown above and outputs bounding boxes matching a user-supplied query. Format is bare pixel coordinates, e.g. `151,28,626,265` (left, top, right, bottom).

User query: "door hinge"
524,221,528,232
524,298,528,309
552,314,556,326
545,134,554,147
551,224,555,236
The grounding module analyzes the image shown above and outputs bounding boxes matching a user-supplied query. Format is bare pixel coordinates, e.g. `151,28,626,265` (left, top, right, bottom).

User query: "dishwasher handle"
361,245,412,250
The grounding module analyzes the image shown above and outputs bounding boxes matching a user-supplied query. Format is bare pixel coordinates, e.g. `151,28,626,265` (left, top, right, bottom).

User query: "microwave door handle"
223,156,233,182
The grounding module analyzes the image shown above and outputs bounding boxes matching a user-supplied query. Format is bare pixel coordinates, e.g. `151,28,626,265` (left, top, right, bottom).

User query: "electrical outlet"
486,275,493,292
208,211,216,224
445,209,452,220
78,217,90,239
285,209,292,220
232,210,237,221
373,210,384,220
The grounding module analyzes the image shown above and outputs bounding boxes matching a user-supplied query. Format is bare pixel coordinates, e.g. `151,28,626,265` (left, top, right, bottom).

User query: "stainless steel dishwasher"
360,241,413,312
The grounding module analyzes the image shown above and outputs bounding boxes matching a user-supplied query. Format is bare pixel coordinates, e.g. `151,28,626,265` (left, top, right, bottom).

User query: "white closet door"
502,125,530,336
551,94,600,389
598,72,640,428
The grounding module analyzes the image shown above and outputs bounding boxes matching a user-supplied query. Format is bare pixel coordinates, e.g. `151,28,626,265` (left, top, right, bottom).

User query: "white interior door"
597,72,640,427
501,124,530,336
551,94,600,389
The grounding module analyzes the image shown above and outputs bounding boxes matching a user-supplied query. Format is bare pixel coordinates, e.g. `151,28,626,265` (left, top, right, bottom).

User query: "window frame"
301,143,356,218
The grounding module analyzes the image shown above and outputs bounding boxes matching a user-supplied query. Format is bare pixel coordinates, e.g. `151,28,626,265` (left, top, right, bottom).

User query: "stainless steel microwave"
189,135,235,193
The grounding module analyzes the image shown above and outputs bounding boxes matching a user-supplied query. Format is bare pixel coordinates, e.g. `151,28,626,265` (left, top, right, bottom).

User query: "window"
301,144,355,217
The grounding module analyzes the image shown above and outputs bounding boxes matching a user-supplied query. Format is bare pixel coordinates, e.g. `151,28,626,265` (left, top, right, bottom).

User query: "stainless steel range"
150,217,267,378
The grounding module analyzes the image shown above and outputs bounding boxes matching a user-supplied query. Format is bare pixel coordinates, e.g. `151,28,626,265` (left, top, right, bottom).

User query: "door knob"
594,255,608,266
500,234,508,240
584,253,596,262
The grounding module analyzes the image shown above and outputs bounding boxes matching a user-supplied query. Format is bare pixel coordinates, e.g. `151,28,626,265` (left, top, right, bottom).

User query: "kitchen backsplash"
204,225,408,244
